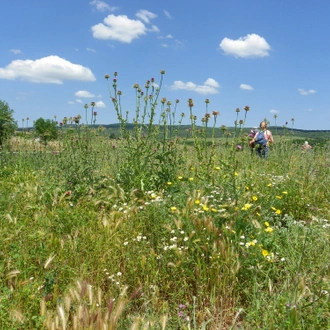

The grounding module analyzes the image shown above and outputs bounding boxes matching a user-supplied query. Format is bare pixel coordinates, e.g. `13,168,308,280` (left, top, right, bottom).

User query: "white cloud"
161,44,168,48
75,90,95,98
91,14,148,43
270,109,279,114
149,25,160,32
10,49,22,55
90,0,117,12
157,34,173,39
68,101,75,105
164,10,172,19
76,99,83,104
135,9,157,24
169,78,220,95
204,78,220,88
240,84,254,90
219,33,271,58
298,88,316,95
0,55,96,84
95,101,106,108
86,48,96,52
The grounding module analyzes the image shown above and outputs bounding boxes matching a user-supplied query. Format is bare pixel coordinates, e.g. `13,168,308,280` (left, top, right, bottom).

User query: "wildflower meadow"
1,71,330,329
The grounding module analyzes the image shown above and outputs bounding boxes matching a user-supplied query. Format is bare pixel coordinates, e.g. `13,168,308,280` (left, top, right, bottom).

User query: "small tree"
34,118,58,145
0,100,17,147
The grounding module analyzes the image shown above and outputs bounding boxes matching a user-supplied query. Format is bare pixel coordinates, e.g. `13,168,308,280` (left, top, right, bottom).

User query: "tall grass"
0,71,330,329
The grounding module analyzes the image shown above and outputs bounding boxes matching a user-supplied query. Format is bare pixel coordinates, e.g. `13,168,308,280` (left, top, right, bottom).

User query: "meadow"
1,72,330,329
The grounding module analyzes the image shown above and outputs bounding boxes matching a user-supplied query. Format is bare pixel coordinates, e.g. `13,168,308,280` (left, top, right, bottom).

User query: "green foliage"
0,72,330,329
34,117,58,145
0,99,17,147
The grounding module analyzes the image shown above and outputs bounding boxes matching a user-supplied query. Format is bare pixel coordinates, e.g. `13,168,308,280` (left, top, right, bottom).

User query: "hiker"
249,121,274,158
302,141,312,151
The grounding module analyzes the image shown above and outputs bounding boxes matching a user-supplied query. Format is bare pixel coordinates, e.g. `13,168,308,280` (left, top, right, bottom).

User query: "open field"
1,124,330,329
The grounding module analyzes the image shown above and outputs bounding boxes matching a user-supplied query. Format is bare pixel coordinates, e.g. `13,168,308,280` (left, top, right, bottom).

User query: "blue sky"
1,0,329,130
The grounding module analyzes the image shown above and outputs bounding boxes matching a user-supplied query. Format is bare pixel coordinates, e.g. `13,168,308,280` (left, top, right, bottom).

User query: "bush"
34,118,58,145
0,100,17,147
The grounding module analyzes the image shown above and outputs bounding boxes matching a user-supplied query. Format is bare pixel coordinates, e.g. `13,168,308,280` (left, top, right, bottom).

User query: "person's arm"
267,130,274,143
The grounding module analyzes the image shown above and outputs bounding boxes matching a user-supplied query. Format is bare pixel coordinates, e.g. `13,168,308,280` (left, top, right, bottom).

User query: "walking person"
249,121,274,158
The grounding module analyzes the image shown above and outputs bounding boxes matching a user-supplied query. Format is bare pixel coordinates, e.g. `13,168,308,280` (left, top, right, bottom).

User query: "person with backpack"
249,121,274,158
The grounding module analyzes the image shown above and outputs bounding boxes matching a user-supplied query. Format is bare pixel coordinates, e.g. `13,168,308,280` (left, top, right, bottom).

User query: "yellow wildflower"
276,195,282,199
178,176,183,180
267,183,272,187
241,203,252,211
265,227,274,233
170,207,177,211
215,166,220,171
202,205,209,211
252,196,258,201
234,172,238,176
167,182,172,185
188,177,194,181
275,209,281,215
282,191,288,195
262,249,269,257
195,200,200,205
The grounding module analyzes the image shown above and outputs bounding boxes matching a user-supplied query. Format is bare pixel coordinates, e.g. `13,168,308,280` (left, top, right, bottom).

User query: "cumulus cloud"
298,88,316,95
90,0,117,12
91,14,148,43
91,9,158,43
219,33,271,58
95,101,106,108
169,78,221,95
76,99,84,104
204,78,220,88
10,49,22,55
75,90,95,98
240,84,254,90
0,55,96,84
136,9,157,23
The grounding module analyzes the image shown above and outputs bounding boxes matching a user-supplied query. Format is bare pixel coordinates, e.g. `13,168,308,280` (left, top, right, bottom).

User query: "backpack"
255,131,267,146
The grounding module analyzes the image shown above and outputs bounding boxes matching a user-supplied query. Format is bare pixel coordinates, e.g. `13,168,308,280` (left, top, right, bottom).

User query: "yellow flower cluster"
241,203,252,211
264,221,274,233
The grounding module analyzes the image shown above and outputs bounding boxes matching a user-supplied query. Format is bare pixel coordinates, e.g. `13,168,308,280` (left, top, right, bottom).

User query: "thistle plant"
105,70,183,192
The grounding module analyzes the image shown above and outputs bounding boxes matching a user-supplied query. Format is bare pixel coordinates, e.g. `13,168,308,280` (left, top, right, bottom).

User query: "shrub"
34,118,58,145
0,99,17,148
